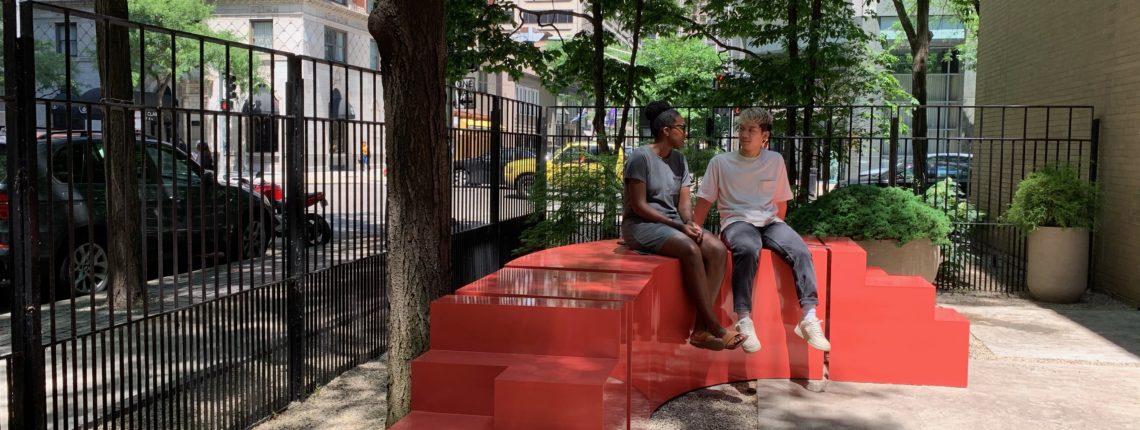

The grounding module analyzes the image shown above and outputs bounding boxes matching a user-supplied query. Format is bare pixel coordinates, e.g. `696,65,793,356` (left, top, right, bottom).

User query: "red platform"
391,237,969,429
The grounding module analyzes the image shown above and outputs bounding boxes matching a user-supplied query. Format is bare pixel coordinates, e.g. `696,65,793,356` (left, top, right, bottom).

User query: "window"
251,20,273,49
53,143,107,184
515,85,541,131
370,40,379,70
330,0,347,5
55,23,78,57
521,11,574,25
324,27,347,63
147,145,201,187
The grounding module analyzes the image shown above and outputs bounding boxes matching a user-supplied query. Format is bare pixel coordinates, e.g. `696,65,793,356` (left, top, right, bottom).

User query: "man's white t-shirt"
696,149,794,231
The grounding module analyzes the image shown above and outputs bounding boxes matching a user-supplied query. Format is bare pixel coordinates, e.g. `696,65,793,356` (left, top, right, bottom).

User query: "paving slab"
949,305,1140,364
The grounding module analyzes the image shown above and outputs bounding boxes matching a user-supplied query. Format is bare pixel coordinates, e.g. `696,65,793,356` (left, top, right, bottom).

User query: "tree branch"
891,0,919,44
672,13,762,60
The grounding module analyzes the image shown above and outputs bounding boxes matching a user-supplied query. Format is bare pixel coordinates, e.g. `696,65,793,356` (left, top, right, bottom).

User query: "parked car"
502,142,628,198
0,133,276,297
452,147,537,187
843,152,972,192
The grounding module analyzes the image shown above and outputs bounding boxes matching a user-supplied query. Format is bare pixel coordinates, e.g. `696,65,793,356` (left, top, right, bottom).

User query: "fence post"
4,2,47,428
888,115,900,187
284,55,306,401
490,96,502,260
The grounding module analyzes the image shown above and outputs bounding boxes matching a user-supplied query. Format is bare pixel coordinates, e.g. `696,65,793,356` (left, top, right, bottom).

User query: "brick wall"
976,1,1140,306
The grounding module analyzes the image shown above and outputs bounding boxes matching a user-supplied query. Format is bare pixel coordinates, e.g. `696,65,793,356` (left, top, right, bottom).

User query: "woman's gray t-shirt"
622,146,692,224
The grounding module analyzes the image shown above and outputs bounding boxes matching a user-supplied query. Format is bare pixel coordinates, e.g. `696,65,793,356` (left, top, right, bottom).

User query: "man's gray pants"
720,221,819,315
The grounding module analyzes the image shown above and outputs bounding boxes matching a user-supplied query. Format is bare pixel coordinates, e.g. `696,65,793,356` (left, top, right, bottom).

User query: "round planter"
1027,227,1089,303
855,238,941,282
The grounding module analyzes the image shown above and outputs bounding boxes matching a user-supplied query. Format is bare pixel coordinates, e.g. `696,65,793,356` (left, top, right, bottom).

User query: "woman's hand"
682,221,703,244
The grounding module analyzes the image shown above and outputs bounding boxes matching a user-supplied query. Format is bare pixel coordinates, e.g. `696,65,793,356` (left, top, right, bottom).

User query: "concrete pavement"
254,290,1140,430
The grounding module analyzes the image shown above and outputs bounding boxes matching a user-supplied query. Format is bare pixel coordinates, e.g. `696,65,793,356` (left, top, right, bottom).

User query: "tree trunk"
797,0,822,204
911,0,930,191
784,0,799,181
369,0,450,426
96,0,145,309
614,0,644,148
893,0,931,190
590,0,609,153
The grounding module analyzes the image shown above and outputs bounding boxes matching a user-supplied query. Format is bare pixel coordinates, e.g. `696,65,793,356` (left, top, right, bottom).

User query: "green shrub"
923,177,984,224
1002,166,1100,232
516,153,623,254
786,185,952,245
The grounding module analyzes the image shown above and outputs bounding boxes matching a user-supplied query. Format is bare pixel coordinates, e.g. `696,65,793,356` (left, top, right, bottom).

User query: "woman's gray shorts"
621,219,686,253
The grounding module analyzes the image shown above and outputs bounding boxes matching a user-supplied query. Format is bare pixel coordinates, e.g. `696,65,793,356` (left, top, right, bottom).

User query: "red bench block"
430,294,624,358
388,412,494,430
822,237,971,388
394,236,970,429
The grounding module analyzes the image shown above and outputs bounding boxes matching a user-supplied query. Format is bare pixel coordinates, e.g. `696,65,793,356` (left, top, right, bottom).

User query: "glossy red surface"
394,237,969,428
822,237,970,387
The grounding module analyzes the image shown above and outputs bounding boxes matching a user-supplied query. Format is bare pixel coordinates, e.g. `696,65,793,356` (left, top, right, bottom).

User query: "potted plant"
1002,166,1101,303
787,185,952,281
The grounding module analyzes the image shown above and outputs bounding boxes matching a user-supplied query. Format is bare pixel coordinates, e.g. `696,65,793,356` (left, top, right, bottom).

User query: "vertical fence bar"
5,1,48,427
490,96,503,260
285,56,306,401
888,116,899,187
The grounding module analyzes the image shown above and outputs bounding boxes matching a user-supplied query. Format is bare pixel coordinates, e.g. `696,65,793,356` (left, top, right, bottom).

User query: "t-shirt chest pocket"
757,178,777,195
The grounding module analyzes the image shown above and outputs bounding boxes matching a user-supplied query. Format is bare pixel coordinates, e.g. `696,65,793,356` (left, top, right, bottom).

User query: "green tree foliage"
0,23,81,98
111,0,257,91
446,0,554,83
690,0,907,107
638,37,721,106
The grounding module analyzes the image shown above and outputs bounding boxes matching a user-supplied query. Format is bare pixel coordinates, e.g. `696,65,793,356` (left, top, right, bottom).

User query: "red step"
387,411,494,430
853,273,936,321
456,268,649,303
828,305,970,387
866,266,889,278
430,294,624,358
410,350,620,428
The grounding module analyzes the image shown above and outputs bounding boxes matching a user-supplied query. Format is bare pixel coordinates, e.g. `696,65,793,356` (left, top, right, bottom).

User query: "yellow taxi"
503,141,629,197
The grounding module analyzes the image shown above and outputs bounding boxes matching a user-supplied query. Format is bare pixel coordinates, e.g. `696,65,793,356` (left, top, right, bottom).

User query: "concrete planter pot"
855,238,941,283
1027,227,1089,303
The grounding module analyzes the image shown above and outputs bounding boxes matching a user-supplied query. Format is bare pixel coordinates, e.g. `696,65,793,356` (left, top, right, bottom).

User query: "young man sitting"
692,107,831,353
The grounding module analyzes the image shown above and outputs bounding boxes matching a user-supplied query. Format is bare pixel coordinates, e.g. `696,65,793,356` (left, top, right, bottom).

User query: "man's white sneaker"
735,317,762,353
795,318,831,352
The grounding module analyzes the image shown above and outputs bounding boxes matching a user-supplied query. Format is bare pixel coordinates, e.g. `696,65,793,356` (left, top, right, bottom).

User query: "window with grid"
370,40,379,70
251,20,273,49
521,11,574,25
325,27,347,63
55,22,78,57
515,85,541,132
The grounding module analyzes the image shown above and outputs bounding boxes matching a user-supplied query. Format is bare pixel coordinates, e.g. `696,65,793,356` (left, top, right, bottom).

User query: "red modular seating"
391,238,969,429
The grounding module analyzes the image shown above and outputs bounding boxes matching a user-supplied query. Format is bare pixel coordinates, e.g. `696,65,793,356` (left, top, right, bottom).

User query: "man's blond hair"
736,107,773,132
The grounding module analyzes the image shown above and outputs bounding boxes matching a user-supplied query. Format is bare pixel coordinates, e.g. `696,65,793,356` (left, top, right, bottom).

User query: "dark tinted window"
53,141,107,184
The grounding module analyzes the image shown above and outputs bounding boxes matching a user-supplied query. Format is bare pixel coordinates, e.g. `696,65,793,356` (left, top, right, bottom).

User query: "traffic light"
226,74,237,100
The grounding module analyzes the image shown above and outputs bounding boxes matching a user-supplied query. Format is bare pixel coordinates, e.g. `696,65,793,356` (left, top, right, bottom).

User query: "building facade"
975,1,1140,305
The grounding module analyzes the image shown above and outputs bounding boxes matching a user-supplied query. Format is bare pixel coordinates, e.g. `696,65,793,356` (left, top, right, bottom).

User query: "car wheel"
515,173,535,198
230,216,269,260
453,169,471,187
62,239,110,295
303,213,333,246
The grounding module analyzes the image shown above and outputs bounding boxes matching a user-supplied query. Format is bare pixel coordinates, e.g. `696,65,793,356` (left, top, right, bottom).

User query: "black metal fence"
1,2,540,429
546,104,1097,294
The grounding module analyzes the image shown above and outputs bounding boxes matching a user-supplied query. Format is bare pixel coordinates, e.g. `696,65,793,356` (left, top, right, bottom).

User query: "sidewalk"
254,290,1140,430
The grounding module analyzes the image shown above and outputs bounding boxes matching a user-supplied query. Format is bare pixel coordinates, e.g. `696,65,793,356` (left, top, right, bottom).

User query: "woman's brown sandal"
721,328,748,350
688,330,726,351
